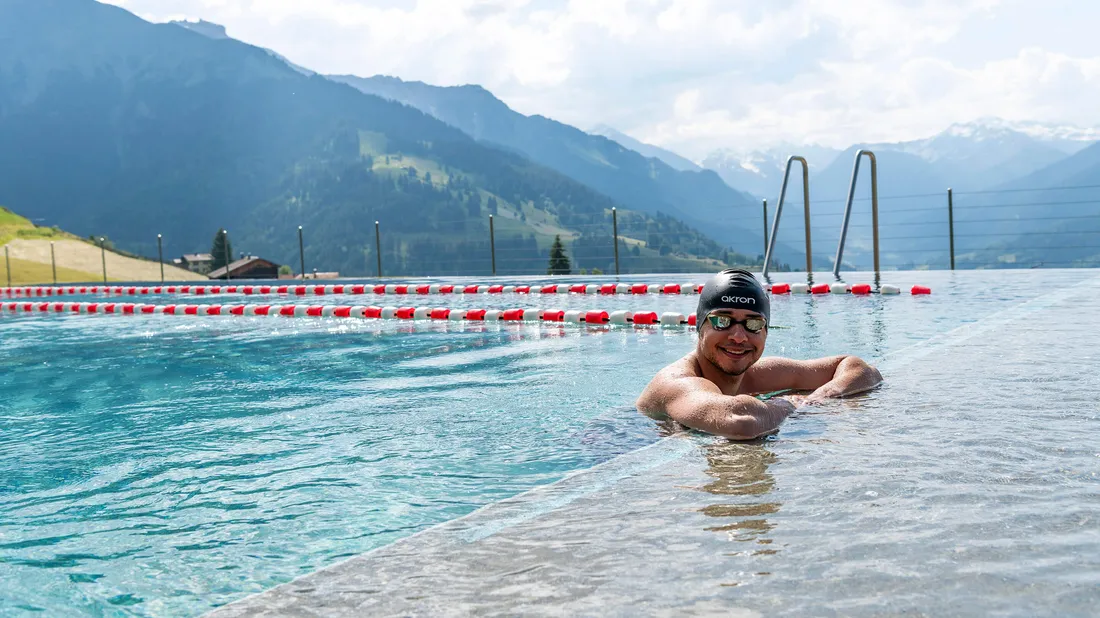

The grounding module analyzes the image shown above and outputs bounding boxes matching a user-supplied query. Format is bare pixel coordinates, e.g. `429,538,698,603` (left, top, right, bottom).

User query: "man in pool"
636,268,882,440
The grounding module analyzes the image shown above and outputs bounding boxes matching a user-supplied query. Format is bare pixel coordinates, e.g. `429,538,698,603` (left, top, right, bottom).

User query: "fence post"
222,229,231,281
947,188,955,270
4,246,10,287
489,214,496,276
375,221,382,278
612,207,620,276
100,237,107,283
157,234,164,283
761,199,769,259
297,226,305,280
50,241,57,284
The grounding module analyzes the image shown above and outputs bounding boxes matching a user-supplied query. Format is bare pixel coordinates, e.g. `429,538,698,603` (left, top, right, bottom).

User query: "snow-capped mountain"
702,144,841,199
941,117,1099,154
702,118,1099,197
865,118,1097,190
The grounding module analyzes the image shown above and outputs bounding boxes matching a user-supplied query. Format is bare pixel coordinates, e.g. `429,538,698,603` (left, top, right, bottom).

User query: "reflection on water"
696,443,780,547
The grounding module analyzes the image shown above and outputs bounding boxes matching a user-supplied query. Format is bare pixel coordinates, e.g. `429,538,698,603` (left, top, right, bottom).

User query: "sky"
100,0,1100,161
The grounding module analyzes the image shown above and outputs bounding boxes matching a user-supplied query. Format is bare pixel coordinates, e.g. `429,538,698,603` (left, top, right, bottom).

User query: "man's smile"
718,345,753,359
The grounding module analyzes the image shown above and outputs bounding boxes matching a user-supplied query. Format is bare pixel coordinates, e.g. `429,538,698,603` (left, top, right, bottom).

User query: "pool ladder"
761,156,812,279
833,150,880,277
760,150,881,279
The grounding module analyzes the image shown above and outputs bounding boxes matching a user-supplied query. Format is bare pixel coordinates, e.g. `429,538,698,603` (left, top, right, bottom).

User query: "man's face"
698,308,767,376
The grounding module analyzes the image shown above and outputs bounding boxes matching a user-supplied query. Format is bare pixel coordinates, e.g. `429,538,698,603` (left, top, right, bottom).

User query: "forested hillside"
0,0,759,276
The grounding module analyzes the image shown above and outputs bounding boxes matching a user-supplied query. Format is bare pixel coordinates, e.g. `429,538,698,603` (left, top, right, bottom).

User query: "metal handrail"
762,156,812,278
833,149,880,276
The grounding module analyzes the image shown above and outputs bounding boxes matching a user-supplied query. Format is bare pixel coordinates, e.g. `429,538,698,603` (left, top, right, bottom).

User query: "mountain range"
1,0,1096,275
324,74,787,262
586,125,701,173
599,119,1100,270
702,144,843,200
0,0,770,277
698,119,1097,200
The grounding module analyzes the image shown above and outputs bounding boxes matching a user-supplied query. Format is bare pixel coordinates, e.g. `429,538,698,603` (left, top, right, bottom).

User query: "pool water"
1,270,1097,616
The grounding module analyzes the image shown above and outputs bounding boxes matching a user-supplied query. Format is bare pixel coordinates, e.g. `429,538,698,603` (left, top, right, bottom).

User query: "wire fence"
755,180,1100,273
5,183,1100,285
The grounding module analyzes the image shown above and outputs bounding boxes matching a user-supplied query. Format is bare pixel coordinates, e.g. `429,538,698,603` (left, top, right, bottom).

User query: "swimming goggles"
706,313,767,333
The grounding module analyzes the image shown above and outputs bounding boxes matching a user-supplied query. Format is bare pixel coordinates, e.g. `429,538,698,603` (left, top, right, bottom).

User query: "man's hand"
780,393,811,408
805,356,882,403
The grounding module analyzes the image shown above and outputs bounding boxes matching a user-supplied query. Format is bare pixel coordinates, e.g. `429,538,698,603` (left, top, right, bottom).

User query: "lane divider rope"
0,302,699,326
0,283,701,297
0,282,931,297
769,283,930,295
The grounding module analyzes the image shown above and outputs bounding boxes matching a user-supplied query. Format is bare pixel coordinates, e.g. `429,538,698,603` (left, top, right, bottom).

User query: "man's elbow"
861,358,883,384
845,355,883,385
714,415,768,441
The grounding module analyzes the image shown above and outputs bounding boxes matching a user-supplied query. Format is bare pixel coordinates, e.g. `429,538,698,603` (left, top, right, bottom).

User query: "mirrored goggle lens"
707,315,767,333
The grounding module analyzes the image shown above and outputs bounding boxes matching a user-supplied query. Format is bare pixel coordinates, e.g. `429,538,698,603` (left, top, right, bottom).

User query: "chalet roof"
207,256,279,279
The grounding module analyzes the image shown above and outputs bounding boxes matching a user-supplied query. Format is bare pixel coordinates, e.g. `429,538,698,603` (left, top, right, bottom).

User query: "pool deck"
206,284,1100,617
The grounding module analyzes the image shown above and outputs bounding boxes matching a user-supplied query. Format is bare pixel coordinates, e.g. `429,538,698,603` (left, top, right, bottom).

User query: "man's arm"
640,375,796,440
741,355,882,402
804,356,882,403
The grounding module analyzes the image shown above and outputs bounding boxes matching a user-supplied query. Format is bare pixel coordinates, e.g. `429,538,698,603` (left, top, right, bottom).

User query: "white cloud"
99,0,1100,159
641,47,1100,156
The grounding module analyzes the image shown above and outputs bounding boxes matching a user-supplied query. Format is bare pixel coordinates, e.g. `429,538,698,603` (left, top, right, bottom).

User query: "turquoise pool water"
2,270,1097,616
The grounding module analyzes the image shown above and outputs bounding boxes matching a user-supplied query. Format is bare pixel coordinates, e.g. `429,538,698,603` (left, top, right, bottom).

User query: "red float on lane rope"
542,310,565,322
584,310,609,324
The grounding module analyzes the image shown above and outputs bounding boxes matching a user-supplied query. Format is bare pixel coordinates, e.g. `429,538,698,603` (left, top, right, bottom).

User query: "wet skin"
636,309,883,440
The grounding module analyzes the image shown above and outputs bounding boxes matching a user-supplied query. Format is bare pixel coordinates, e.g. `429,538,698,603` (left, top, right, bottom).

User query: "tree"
211,229,233,270
547,235,571,275
278,264,292,276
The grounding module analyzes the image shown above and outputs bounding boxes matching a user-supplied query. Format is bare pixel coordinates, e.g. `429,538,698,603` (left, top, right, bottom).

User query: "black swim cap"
696,269,770,331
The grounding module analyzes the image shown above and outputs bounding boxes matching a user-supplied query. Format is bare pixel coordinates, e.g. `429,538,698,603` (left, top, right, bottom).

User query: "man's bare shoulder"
635,354,702,419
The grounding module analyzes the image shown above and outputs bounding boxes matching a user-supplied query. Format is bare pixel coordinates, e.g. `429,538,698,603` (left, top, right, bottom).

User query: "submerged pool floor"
210,275,1100,617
